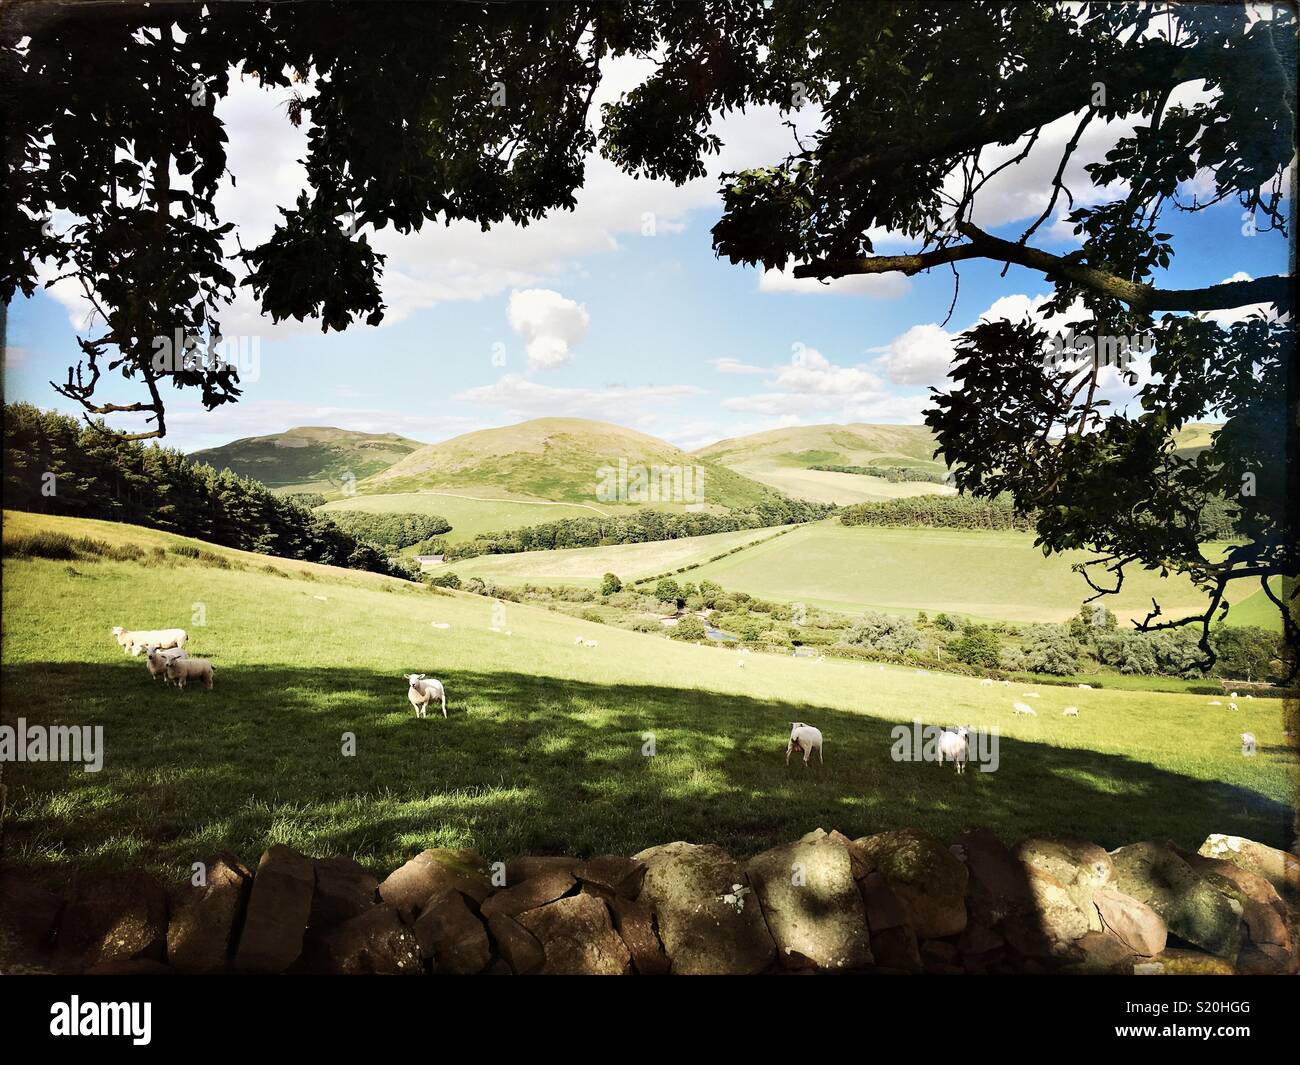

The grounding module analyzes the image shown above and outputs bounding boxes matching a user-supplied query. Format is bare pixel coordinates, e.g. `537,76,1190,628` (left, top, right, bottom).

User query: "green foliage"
283,492,328,509
934,612,957,631
840,494,1034,530
811,464,949,484
325,510,452,549
841,611,923,656
946,624,1002,669
654,578,682,605
1210,625,1285,681
600,572,623,596
426,572,461,590
670,615,708,641
1011,625,1083,676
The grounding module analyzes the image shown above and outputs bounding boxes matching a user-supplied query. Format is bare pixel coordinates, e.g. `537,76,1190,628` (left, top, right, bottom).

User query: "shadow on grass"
0,661,1291,885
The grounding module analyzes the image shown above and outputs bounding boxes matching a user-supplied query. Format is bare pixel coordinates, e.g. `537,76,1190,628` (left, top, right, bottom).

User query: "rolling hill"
356,417,781,511
694,423,952,505
189,426,425,494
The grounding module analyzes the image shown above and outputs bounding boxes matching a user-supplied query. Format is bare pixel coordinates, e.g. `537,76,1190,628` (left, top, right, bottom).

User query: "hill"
189,426,425,494
357,417,779,511
2,511,1289,884
695,423,953,505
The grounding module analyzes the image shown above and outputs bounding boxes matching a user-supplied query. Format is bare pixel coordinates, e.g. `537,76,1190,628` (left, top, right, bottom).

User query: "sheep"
1077,683,1093,689
574,636,584,645
1062,706,1079,717
979,678,994,686
1022,692,1040,699
404,674,447,718
164,656,214,691
1208,700,1222,706
145,645,187,684
936,727,969,773
1245,694,1254,700
583,639,598,649
112,626,186,657
430,622,451,630
786,722,823,767
1230,691,1238,698
1228,701,1239,713
1012,702,1037,716
1241,732,1257,756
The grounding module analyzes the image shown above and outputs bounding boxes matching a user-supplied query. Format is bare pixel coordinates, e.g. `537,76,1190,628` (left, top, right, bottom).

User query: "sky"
3,55,1290,454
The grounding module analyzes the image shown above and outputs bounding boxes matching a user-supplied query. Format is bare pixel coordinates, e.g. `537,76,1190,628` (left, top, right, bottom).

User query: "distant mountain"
190,426,425,493
358,417,779,510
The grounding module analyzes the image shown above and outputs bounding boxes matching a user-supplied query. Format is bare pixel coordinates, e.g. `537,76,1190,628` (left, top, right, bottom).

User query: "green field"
319,490,615,545
1,511,1292,887
446,520,1240,626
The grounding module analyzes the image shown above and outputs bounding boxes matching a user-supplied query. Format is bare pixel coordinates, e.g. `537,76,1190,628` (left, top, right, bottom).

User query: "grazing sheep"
1228,701,1239,713
937,727,970,773
979,678,994,686
1012,702,1037,716
1077,683,1093,689
113,626,187,657
1022,692,1040,699
583,639,598,648
786,722,823,767
1062,706,1079,717
1245,694,1254,700
1208,700,1222,706
145,645,187,683
404,673,447,718
1230,691,1238,698
574,636,584,645
164,656,213,691
1241,732,1257,756
430,622,451,630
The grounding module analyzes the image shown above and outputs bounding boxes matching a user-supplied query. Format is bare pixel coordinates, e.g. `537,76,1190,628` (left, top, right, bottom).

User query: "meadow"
1,511,1292,888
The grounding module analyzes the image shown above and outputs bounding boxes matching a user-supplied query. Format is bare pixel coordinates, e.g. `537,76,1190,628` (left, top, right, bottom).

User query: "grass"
1,511,1293,889
721,465,956,505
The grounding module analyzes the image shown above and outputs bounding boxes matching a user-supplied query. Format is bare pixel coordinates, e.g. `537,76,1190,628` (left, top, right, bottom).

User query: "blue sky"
4,60,1289,453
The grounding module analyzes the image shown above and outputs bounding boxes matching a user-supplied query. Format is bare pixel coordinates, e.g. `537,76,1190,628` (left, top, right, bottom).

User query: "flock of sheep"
111,626,213,690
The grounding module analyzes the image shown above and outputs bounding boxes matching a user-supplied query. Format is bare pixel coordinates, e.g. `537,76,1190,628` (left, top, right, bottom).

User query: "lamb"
1022,692,1040,699
786,722,823,767
1241,732,1256,756
583,639,598,648
979,678,994,686
1077,683,1093,689
936,727,970,773
1228,701,1239,713
112,626,186,657
1245,694,1254,700
164,656,214,691
145,645,187,683
1012,701,1037,716
1062,706,1079,717
404,674,447,718
1230,691,1238,698
574,636,584,645
1208,700,1222,706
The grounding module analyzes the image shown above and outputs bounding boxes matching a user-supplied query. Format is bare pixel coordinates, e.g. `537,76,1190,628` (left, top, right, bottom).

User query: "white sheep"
1208,700,1222,706
430,622,451,630
1241,732,1256,756
1062,706,1079,717
574,636,584,645
113,626,186,657
404,674,447,718
164,656,214,691
145,645,187,684
979,678,994,686
1022,692,1040,699
786,722,823,767
583,639,598,648
1228,701,1239,713
1012,702,1037,716
1245,694,1254,700
1077,683,1093,689
937,727,969,773
1230,691,1238,698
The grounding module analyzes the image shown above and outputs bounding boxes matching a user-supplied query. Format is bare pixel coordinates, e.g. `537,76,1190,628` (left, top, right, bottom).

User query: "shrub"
946,624,1002,668
1016,625,1082,675
581,608,604,623
841,611,923,655
600,572,623,596
654,578,681,605
671,615,707,641
5,532,79,560
169,544,201,559
427,572,461,590
933,612,958,631
1210,625,1285,681
630,617,660,633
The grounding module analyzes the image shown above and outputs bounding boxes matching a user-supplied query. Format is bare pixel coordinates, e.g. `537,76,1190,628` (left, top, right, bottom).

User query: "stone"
746,837,872,971
316,905,422,975
1110,842,1243,959
234,844,316,973
608,895,669,976
858,872,906,932
479,868,576,919
378,848,489,921
167,852,251,973
869,926,922,973
572,855,646,899
956,923,1005,970
1133,948,1235,976
55,870,168,972
1092,886,1167,957
0,874,63,965
1197,835,1300,903
999,867,1091,961
504,855,583,884
920,939,960,966
1065,931,1136,975
413,889,491,974
633,841,776,975
1235,944,1294,975
85,957,173,975
487,913,546,975
855,828,968,939
956,827,1034,926
516,894,631,975
1015,837,1114,927
310,856,378,930
827,829,873,880
1181,849,1287,914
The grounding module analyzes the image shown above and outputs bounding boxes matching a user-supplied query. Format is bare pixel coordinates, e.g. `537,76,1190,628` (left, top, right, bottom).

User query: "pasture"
1,512,1291,887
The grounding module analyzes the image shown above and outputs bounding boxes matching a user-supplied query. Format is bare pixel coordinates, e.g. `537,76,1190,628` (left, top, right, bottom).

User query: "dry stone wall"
1,829,1296,976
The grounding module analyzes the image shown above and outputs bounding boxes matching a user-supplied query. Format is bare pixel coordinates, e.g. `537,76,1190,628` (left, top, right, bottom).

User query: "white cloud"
758,266,910,298
711,357,769,375
455,374,703,419
506,289,590,370
875,324,958,386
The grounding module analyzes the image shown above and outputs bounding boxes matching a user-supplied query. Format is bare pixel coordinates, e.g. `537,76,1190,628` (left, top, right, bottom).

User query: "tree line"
2,404,405,575
811,464,949,484
839,495,1037,531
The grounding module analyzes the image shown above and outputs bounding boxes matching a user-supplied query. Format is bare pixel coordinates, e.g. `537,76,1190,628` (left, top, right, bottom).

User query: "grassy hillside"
2,512,1290,886
358,417,778,511
695,423,953,504
449,519,1240,626
190,426,424,494
318,490,613,545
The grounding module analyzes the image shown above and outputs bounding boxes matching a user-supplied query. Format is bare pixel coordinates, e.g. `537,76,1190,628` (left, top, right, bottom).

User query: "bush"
169,544,201,559
934,612,958,631
427,572,461,590
1210,625,1285,681
841,611,923,655
630,617,660,633
327,511,453,550
671,615,708,641
5,532,79,560
600,572,623,595
654,578,681,605
581,608,604,623
1015,625,1082,675
946,624,1002,668
840,494,1034,530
